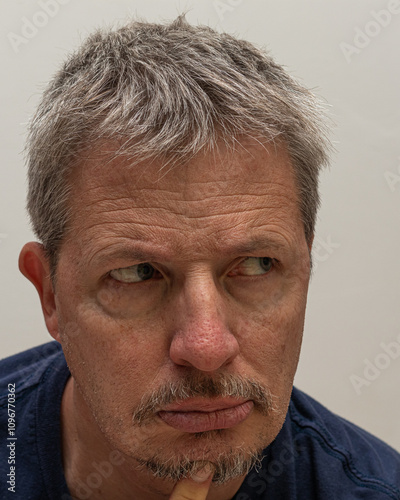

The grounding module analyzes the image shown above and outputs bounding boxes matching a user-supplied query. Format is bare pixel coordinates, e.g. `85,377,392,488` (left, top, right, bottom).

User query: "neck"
60,377,245,500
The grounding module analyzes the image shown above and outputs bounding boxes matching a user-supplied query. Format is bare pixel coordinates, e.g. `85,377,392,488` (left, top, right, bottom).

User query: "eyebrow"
225,236,289,255
88,245,169,269
90,235,290,269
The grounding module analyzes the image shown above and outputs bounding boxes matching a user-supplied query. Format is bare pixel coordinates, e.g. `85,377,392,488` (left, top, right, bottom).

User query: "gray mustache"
132,373,276,425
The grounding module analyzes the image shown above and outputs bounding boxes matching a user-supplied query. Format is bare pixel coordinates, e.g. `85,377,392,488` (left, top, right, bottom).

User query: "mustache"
132,372,276,425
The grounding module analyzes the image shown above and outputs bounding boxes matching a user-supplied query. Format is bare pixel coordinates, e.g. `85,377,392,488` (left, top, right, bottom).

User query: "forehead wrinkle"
71,200,295,239
217,229,296,255
70,196,302,260
70,143,299,220
72,195,293,227
125,181,294,205
82,222,296,268
71,204,298,262
76,219,182,246
64,141,305,269
80,231,174,270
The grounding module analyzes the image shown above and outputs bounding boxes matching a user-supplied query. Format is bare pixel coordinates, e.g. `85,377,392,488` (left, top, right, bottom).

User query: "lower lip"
157,400,254,433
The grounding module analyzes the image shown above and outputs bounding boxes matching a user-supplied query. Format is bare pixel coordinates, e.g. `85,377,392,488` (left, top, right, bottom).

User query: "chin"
127,414,277,484
135,433,265,485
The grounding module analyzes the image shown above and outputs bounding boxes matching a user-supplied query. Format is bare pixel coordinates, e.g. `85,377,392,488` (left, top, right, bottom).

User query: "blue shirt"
0,342,399,499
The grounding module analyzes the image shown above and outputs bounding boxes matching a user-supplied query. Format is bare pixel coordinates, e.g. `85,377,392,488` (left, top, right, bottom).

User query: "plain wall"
1,0,399,451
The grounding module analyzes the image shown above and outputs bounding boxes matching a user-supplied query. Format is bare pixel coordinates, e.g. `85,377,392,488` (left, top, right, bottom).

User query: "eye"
109,263,160,283
228,257,274,277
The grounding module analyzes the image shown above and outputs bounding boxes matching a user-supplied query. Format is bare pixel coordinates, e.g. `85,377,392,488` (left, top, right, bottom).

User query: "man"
0,15,399,500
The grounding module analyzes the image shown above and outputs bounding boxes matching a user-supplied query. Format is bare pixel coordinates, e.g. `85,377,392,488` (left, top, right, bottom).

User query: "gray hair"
26,15,331,276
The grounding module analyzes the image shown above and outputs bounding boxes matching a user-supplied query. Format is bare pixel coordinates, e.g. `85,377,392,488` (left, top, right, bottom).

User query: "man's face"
54,138,311,482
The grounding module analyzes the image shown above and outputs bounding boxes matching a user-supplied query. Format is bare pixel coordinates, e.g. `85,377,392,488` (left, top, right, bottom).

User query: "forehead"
65,138,304,262
71,139,299,210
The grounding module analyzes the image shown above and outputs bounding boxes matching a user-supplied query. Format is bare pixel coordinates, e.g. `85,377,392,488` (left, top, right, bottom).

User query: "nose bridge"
169,268,240,372
185,269,220,315
179,269,225,338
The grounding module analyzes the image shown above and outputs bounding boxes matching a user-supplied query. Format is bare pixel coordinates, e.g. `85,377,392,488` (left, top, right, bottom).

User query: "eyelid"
108,262,164,284
106,257,277,283
226,256,277,277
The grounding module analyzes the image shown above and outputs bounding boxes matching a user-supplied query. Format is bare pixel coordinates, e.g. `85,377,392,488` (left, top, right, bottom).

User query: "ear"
19,242,60,341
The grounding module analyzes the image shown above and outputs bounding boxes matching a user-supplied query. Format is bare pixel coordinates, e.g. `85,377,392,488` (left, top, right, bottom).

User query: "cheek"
58,301,167,407
236,290,306,380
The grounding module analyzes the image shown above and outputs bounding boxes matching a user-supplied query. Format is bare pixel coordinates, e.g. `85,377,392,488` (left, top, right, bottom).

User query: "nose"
168,273,240,372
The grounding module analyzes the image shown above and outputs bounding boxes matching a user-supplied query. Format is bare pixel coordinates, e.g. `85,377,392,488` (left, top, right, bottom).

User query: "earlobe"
18,242,60,341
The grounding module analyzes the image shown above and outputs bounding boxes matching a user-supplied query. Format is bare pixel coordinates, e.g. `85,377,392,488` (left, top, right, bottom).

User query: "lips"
157,398,254,433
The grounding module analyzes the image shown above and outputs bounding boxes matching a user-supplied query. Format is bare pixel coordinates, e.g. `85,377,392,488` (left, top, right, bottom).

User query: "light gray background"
1,0,399,451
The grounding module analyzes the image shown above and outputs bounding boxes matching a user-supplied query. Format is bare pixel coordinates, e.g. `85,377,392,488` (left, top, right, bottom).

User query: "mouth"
157,398,254,433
